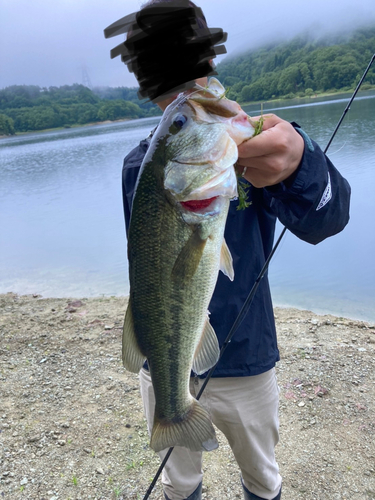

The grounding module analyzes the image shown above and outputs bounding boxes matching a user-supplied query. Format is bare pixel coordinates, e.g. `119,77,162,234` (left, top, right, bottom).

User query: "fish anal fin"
172,228,207,282
220,238,234,281
150,399,218,452
192,317,220,375
122,298,146,373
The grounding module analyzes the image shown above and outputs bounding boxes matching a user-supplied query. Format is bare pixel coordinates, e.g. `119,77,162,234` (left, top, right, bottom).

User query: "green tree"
217,25,375,100
0,113,15,135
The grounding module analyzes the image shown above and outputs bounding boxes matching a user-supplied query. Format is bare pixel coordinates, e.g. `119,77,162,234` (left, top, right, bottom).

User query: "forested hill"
1,25,374,135
0,84,160,135
216,26,375,102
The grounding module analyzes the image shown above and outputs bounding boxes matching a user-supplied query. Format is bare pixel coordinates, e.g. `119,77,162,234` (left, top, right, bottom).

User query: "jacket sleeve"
122,141,147,234
263,130,351,245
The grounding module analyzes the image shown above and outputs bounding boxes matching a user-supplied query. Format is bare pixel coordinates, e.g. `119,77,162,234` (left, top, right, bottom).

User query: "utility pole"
82,64,93,89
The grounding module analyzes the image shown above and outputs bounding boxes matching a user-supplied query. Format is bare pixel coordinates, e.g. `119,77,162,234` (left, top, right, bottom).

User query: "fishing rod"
142,53,375,500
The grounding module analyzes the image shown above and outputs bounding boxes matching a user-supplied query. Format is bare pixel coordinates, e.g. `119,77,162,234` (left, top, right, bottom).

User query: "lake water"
1,91,374,322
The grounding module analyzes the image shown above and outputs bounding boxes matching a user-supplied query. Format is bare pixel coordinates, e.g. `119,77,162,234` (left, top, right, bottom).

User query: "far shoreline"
240,87,375,108
0,116,160,140
2,87,374,140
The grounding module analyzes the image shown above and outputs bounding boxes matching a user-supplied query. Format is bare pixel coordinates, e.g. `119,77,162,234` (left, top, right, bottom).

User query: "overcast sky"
1,0,375,90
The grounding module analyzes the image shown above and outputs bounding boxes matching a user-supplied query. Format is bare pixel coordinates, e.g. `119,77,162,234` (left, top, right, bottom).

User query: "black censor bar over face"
104,0,227,103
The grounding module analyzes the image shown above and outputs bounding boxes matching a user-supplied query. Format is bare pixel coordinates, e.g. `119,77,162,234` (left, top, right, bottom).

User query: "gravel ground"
0,293,374,500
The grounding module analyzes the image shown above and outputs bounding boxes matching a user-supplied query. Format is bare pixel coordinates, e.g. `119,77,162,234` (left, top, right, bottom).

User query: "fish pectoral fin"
192,316,220,375
172,228,207,282
122,299,146,373
220,238,234,281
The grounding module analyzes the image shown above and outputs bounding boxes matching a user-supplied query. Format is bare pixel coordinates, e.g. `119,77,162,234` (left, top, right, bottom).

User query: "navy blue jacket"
122,127,351,377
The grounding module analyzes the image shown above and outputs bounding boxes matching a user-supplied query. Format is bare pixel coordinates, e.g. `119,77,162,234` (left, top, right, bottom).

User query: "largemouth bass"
123,78,255,452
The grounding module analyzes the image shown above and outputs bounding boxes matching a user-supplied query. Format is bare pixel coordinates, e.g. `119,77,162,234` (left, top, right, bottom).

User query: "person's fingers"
238,125,284,158
249,113,281,131
238,117,299,159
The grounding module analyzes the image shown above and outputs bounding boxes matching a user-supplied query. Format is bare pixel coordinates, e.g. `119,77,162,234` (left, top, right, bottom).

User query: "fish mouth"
186,164,237,200
168,138,238,205
180,196,219,213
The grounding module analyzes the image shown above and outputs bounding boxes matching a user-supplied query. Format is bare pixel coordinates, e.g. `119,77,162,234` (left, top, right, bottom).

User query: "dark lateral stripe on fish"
180,197,218,211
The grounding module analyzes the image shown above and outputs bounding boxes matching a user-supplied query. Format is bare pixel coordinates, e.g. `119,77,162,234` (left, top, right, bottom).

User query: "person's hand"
236,114,305,188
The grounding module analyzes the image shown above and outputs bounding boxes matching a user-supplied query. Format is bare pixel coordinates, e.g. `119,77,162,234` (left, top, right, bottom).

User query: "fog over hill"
1,22,374,135
1,0,375,89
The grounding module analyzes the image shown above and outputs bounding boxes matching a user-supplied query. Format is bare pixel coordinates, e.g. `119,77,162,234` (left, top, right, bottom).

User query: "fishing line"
328,141,348,156
142,52,375,500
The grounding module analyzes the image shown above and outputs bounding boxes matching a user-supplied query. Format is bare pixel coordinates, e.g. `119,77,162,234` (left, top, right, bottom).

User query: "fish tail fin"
150,399,218,453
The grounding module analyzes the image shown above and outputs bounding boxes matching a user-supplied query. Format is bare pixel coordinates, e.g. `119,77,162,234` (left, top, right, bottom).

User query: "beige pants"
139,368,282,500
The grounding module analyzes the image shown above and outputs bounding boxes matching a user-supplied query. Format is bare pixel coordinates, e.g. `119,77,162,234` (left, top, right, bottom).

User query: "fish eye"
170,114,188,133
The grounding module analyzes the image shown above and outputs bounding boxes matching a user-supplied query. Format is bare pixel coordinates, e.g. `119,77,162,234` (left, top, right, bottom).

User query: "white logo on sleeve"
316,172,332,211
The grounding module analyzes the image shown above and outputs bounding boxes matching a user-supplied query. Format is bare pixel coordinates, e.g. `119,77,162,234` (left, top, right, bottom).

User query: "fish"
122,78,255,453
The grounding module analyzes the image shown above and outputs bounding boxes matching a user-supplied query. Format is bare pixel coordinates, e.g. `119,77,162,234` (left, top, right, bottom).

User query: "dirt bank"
1,293,374,499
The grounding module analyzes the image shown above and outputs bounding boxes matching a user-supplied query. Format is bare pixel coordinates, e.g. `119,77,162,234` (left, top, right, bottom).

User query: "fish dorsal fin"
122,298,146,373
220,238,234,281
192,316,220,375
172,228,207,282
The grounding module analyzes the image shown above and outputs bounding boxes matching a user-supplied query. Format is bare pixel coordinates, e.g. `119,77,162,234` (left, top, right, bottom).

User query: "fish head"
152,78,255,219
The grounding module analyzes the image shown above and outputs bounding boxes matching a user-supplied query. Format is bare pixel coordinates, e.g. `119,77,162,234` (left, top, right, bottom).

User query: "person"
118,1,351,499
